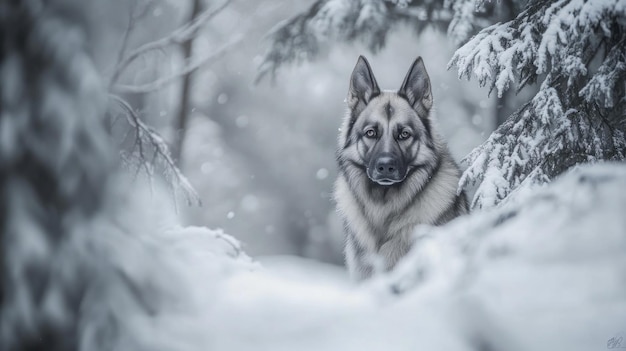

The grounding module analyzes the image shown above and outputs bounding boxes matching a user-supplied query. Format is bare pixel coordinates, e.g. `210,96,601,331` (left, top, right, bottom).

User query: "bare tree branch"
132,0,158,22
172,0,202,164
110,0,159,87
110,0,232,86
112,34,242,94
109,94,202,206
105,0,238,206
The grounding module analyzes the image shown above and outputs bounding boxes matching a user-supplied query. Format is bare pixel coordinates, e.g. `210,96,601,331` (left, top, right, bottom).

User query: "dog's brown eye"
365,129,377,138
399,130,412,140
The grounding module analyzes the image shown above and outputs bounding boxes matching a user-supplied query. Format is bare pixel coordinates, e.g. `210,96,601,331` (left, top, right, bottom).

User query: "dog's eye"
365,129,377,138
398,130,412,140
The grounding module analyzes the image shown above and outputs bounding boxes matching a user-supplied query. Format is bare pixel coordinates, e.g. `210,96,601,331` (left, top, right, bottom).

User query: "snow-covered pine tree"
259,0,626,209
451,0,626,208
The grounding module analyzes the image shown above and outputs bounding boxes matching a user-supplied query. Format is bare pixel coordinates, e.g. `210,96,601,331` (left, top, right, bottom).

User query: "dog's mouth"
365,165,418,186
365,171,407,186
365,155,410,187
372,178,402,186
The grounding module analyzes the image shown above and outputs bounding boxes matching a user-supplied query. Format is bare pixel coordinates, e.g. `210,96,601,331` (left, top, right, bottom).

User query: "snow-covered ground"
126,162,626,351
4,2,624,350
4,157,625,351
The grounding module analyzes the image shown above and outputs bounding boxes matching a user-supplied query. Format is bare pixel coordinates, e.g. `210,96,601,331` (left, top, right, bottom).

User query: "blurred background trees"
93,0,498,263
106,0,240,206
0,2,155,348
30,0,622,265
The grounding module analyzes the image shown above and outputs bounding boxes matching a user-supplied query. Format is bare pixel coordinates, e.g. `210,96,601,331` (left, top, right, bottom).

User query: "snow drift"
204,162,626,351
8,162,624,351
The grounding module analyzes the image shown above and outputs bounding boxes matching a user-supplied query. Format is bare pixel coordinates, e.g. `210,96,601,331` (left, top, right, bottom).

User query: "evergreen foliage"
260,0,626,208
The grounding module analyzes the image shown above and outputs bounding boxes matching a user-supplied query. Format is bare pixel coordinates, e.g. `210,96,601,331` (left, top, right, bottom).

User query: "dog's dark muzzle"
367,155,407,186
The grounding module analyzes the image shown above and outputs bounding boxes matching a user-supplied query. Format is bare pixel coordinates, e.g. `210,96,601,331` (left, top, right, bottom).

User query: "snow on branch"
460,82,625,208
451,0,626,209
462,103,625,207
445,0,508,45
110,94,202,206
256,0,452,83
450,0,626,99
579,41,626,109
255,0,520,82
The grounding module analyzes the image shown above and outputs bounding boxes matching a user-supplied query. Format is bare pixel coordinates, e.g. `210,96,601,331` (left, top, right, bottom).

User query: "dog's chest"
335,174,443,251
354,195,421,249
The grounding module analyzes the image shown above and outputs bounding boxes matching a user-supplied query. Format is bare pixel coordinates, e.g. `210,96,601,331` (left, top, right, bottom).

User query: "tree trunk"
173,0,202,165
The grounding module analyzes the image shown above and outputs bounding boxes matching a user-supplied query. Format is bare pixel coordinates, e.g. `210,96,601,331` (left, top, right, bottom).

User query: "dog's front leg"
344,230,374,281
378,232,413,271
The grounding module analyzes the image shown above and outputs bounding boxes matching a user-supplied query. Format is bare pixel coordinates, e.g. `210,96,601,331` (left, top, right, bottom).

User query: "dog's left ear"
399,57,433,113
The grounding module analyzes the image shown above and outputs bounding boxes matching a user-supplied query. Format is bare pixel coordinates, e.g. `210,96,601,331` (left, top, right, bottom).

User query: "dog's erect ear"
348,56,380,113
399,57,433,113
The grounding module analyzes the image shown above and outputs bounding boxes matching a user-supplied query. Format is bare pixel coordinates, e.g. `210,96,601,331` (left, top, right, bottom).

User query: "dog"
334,55,468,281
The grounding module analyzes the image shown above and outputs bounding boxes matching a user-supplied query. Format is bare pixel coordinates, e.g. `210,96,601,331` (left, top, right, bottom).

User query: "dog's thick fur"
334,56,468,281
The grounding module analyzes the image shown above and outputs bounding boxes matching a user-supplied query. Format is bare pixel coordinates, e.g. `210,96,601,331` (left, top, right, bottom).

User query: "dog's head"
338,56,437,186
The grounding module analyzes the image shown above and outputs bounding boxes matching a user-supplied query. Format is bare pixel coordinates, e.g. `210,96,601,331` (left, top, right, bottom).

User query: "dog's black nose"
375,156,398,177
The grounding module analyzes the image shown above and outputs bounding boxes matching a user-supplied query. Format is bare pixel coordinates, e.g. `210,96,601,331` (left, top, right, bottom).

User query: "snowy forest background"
110,0,500,262
1,0,625,350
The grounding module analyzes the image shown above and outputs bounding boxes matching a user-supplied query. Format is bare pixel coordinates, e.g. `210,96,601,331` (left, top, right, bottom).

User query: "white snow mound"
199,162,626,351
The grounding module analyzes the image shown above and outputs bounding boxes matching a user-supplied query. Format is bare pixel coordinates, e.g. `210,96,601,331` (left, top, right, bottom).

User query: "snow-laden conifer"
451,0,626,208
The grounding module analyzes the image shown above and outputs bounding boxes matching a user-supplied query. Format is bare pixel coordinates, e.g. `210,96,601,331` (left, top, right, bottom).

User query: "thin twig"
109,0,232,85
110,0,159,87
109,94,202,206
112,34,242,94
214,231,243,257
132,0,158,21
110,12,135,88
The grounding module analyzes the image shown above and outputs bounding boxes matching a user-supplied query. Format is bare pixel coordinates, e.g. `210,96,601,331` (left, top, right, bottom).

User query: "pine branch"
450,0,626,208
255,0,516,82
255,0,451,83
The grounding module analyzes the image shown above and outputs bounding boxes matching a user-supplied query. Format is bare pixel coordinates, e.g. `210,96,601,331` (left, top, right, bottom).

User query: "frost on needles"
451,0,626,209
256,0,520,82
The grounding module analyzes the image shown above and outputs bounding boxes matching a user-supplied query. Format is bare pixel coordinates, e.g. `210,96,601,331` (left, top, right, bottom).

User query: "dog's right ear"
347,56,380,113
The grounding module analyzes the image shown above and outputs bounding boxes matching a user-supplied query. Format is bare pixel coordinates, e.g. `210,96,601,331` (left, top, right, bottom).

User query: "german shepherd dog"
334,56,468,281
